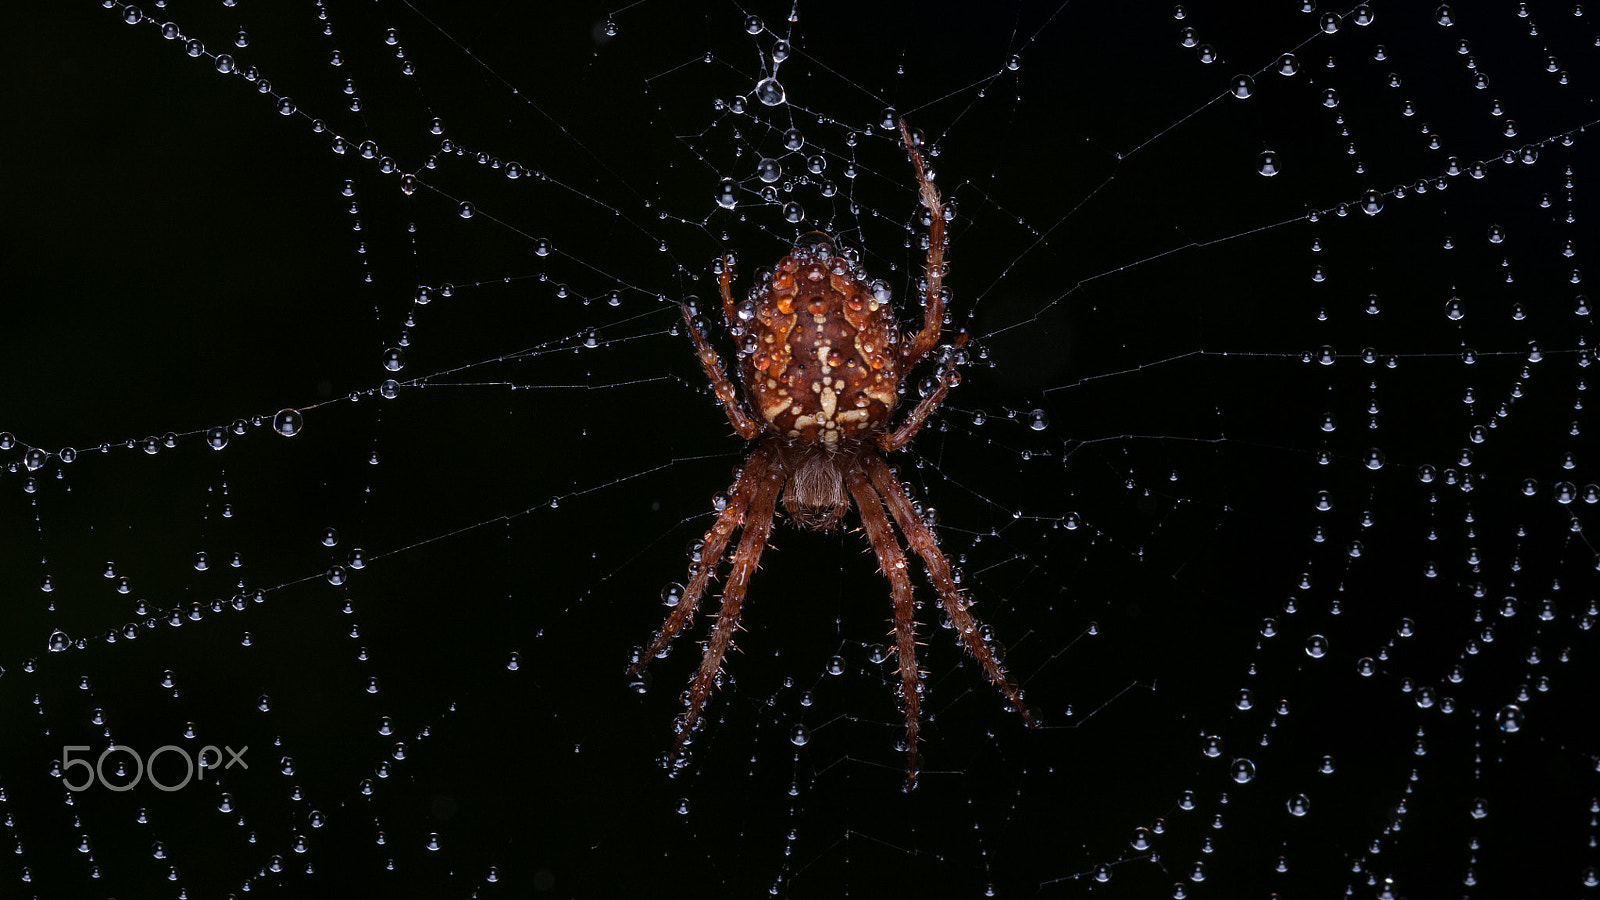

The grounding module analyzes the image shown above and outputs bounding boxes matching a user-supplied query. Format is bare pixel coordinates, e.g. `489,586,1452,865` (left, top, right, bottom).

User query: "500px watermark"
59,744,248,792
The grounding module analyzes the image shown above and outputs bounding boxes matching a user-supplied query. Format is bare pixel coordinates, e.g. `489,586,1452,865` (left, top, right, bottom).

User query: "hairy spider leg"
679,301,763,441
669,459,784,768
865,454,1036,727
876,333,968,454
897,118,948,367
714,253,740,331
847,465,926,792
629,444,776,676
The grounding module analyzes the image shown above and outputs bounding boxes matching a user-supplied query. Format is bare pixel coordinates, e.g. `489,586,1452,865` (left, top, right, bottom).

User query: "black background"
3,1,1597,898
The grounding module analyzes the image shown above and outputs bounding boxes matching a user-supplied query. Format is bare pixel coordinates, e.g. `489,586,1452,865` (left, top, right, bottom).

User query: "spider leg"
876,333,967,454
715,253,740,331
668,452,783,769
629,444,775,676
846,462,925,792
679,299,764,441
897,118,948,367
865,453,1036,728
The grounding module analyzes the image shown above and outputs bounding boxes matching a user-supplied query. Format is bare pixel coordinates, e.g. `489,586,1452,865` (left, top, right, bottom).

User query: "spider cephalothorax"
630,120,1036,790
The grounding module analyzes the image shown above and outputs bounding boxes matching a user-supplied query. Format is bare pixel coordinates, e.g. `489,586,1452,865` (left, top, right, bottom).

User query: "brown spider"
630,120,1035,790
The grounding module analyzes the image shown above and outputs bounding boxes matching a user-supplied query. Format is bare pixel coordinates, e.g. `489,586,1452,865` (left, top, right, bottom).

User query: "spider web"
3,0,1598,896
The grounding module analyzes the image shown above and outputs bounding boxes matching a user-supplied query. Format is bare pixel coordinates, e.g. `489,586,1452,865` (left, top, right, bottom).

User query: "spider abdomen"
741,243,902,448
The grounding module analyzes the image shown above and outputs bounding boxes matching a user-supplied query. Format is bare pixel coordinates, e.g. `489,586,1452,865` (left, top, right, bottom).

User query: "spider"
629,120,1036,790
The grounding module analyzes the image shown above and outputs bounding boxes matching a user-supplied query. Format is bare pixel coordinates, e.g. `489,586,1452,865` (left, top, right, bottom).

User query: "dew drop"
754,77,785,107
273,409,304,437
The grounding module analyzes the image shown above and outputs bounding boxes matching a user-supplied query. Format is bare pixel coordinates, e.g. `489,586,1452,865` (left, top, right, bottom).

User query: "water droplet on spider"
1229,74,1254,98
382,348,405,371
789,724,810,746
1027,409,1050,431
1496,705,1524,732
660,582,685,608
754,77,785,107
1258,150,1280,176
1230,758,1256,783
273,409,303,437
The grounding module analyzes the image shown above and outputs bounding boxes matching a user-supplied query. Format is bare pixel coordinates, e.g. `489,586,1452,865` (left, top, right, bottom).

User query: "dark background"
2,1,1597,897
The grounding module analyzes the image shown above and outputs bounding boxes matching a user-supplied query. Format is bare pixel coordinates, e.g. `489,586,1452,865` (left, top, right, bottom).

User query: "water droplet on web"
273,409,303,437
756,158,781,183
1231,758,1256,783
826,655,845,675
1258,150,1280,176
754,77,785,106
47,631,69,653
744,15,762,34
1229,74,1254,98
1305,634,1329,657
789,724,810,746
382,347,406,371
1028,409,1049,431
